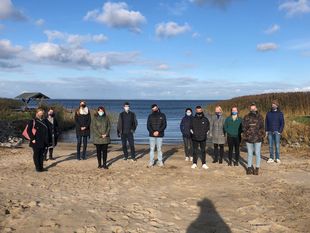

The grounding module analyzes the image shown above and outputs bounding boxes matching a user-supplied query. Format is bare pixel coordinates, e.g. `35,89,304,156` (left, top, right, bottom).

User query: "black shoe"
246,167,253,175
254,168,259,175
98,165,102,168
219,159,223,164
49,157,55,160
123,157,128,160
212,160,218,163
228,161,232,166
234,161,239,166
102,165,109,169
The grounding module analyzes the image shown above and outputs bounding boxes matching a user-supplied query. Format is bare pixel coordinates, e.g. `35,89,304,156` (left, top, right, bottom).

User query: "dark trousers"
32,147,45,171
214,144,224,161
77,135,88,160
95,144,108,167
44,148,54,160
183,136,193,157
121,133,135,158
193,140,206,164
227,136,240,162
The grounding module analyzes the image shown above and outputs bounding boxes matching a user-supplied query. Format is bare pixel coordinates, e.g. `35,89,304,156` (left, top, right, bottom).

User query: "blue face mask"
232,111,238,115
98,112,104,116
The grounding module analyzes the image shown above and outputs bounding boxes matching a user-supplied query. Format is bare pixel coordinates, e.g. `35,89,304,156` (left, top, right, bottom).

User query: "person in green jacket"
91,106,111,169
224,106,242,166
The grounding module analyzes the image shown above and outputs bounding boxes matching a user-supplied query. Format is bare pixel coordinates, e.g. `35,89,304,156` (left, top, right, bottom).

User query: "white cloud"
44,30,108,45
0,39,22,59
29,42,139,69
156,64,170,70
160,1,188,16
84,2,146,33
192,32,200,38
206,37,213,43
0,0,26,20
155,21,191,38
35,18,45,26
256,42,278,52
279,0,310,16
264,24,280,34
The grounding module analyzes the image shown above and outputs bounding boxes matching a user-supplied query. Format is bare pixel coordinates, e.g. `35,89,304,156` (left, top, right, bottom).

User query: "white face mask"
124,106,130,112
98,111,104,116
186,111,192,116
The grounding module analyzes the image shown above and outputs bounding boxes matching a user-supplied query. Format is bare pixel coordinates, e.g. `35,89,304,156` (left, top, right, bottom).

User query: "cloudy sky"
0,0,309,99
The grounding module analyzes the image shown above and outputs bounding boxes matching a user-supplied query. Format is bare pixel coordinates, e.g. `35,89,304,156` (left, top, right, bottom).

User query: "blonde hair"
215,105,223,113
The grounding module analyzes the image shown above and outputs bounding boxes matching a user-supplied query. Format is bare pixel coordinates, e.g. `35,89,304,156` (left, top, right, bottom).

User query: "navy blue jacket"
180,115,193,138
265,109,285,133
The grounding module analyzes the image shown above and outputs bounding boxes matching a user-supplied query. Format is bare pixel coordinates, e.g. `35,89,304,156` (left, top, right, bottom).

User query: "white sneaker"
202,164,209,170
191,163,197,169
275,159,281,163
157,161,164,167
190,157,193,162
267,158,274,163
185,157,189,161
148,162,154,167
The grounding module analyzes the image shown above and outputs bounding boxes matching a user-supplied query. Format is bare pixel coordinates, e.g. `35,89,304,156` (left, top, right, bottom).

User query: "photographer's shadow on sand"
187,198,231,233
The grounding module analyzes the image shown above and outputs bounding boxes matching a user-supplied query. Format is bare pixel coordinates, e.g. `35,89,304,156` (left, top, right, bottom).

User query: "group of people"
26,100,285,175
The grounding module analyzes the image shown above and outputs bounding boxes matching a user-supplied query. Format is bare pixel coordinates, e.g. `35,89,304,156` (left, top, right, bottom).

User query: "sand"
0,143,309,233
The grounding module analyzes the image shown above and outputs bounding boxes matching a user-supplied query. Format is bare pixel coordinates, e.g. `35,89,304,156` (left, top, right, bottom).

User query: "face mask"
232,112,238,115
49,112,54,117
216,112,222,116
98,112,104,116
80,104,86,108
186,111,192,116
124,106,130,112
250,110,257,115
196,112,203,117
272,107,277,111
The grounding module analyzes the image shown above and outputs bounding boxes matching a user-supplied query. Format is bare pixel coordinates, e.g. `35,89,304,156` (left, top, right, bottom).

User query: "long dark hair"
94,106,106,117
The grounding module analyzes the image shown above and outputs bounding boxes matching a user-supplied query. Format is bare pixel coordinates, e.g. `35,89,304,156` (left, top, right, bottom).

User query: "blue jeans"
77,135,88,160
268,132,281,160
246,142,261,168
149,137,163,163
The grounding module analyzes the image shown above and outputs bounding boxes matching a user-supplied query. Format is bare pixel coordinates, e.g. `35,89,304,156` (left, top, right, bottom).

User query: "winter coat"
265,109,285,133
147,110,167,137
28,118,49,149
242,112,265,143
117,111,138,135
210,114,226,144
190,114,210,142
75,108,91,137
180,115,193,138
224,116,242,138
91,115,111,145
45,117,59,147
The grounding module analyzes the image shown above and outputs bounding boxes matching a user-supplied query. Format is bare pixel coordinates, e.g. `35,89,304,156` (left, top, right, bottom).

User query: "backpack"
22,120,36,140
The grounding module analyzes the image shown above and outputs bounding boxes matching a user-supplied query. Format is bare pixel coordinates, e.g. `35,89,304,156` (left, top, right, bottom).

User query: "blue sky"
0,0,309,99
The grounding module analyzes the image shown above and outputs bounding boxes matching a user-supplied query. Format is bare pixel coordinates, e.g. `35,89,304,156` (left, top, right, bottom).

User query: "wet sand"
0,143,309,233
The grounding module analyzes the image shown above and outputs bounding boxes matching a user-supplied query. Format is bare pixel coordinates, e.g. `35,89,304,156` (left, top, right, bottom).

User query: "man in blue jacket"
265,100,285,163
180,108,193,162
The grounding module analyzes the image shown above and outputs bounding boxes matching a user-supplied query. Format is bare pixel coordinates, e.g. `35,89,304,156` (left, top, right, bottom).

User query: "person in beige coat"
92,106,111,169
210,106,226,164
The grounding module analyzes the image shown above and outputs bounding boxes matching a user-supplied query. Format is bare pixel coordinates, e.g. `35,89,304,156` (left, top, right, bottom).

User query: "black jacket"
147,110,167,137
117,111,138,135
75,110,91,137
45,117,59,147
28,118,49,149
191,114,210,142
180,115,193,138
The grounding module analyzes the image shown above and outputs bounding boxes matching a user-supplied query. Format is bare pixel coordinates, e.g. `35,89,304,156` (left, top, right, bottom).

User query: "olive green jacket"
91,115,111,145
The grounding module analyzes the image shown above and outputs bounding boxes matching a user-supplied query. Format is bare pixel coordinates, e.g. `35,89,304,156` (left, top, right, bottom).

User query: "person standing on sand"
117,102,138,161
75,100,91,160
210,106,226,164
265,100,285,164
224,106,242,166
147,104,167,167
180,108,194,162
190,106,210,170
44,108,59,161
92,106,111,169
28,108,49,172
243,103,265,175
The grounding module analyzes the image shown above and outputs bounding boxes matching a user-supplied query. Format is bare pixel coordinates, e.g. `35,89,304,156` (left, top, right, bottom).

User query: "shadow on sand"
187,198,231,233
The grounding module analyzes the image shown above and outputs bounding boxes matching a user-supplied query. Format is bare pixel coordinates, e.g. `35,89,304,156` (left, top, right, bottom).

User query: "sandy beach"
0,143,309,233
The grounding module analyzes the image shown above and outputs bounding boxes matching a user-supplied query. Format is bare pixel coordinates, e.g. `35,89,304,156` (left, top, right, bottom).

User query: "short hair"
195,105,202,109
124,102,130,106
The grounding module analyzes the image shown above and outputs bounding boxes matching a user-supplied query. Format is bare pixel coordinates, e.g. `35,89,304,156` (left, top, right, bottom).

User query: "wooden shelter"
15,92,50,110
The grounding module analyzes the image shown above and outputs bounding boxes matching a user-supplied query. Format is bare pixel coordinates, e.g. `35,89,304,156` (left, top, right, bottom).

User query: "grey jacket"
210,114,226,144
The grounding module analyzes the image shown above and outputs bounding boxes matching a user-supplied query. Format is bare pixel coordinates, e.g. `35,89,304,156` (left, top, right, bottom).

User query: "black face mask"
49,113,55,117
250,110,257,115
80,104,86,108
196,112,204,117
